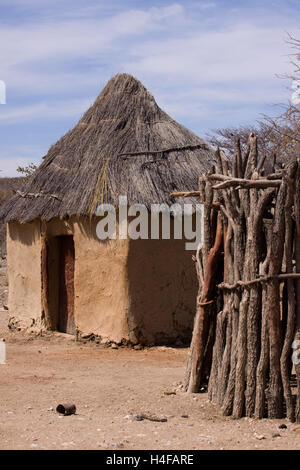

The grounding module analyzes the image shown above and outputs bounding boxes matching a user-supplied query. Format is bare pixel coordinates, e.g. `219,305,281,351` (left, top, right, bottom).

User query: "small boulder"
279,424,287,429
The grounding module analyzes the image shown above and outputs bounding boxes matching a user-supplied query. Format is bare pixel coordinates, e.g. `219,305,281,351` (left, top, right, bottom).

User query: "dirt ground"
0,304,300,451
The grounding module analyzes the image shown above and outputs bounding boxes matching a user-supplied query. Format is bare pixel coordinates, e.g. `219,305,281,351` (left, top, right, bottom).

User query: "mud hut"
0,73,214,345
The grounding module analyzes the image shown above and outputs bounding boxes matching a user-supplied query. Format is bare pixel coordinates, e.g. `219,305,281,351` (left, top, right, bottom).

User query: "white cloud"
0,4,293,107
0,1,299,175
0,4,183,69
125,24,291,82
195,2,216,9
0,3,184,102
119,21,293,123
0,157,36,177
0,97,93,124
4,70,103,96
0,145,45,177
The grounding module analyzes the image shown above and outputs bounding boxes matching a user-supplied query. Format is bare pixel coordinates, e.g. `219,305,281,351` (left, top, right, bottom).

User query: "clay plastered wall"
7,221,42,329
45,217,130,342
46,217,197,344
126,238,197,344
73,218,130,343
7,217,197,344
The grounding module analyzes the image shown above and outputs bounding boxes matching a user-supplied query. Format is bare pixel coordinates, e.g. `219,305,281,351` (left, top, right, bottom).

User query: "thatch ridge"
0,73,214,223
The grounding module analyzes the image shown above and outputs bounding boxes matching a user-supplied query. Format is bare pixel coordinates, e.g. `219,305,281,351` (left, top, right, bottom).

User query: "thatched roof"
0,73,214,223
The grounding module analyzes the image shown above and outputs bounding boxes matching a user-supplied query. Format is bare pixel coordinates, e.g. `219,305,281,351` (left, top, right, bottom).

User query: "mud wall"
44,217,130,343
7,220,42,329
7,216,198,344
73,218,130,343
126,237,197,345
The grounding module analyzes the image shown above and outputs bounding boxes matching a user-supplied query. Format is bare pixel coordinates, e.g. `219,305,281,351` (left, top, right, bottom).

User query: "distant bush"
16,163,38,182
0,177,23,256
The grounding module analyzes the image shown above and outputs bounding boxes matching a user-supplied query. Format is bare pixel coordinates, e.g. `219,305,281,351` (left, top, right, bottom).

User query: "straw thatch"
0,73,214,223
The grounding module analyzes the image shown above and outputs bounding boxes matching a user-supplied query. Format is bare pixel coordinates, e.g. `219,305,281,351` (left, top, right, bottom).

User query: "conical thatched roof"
0,74,214,223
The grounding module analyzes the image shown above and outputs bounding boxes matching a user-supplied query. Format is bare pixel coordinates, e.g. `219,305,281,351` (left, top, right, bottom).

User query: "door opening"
58,235,75,334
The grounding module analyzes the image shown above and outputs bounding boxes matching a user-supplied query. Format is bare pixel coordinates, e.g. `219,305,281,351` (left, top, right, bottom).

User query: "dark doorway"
58,236,75,334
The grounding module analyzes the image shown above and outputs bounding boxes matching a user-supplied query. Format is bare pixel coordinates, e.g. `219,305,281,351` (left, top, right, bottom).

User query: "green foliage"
16,163,38,182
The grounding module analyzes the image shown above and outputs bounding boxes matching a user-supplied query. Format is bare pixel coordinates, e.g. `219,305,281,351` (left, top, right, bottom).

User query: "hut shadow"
126,237,198,346
8,221,38,246
76,217,113,244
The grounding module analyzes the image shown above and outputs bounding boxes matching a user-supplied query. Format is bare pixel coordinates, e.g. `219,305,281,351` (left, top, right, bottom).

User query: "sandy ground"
0,305,300,451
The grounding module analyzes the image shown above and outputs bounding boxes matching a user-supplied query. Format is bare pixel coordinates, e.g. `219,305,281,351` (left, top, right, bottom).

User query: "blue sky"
0,0,300,176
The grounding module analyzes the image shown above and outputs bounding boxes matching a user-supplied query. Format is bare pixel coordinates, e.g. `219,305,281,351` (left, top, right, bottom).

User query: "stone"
279,424,287,429
132,414,143,421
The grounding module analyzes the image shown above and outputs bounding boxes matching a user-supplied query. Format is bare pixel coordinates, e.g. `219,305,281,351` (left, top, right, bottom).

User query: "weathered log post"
185,199,223,393
294,158,300,422
280,161,298,422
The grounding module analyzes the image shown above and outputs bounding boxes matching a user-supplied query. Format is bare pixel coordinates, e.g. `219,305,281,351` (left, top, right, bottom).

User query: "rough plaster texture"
7,221,42,329
126,238,197,344
72,218,130,343
7,217,198,344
